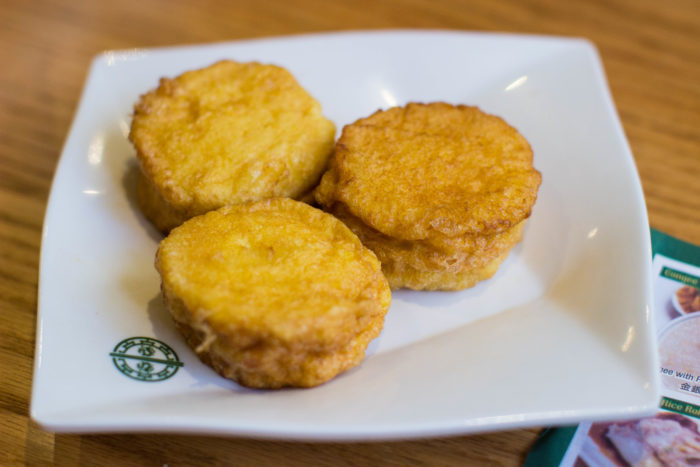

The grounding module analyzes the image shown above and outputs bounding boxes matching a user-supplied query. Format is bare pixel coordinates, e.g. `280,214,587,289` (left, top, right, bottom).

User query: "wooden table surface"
1,0,698,465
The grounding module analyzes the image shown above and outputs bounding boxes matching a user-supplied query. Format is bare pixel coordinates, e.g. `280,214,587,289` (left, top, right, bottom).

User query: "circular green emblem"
110,337,183,382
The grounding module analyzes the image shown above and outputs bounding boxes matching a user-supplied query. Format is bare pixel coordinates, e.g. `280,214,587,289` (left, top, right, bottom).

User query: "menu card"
526,229,700,466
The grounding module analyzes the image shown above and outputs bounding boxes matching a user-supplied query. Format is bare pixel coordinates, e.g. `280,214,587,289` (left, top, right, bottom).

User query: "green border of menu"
660,396,700,419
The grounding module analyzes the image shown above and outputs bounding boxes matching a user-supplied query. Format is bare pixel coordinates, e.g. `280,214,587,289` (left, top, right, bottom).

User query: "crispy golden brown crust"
137,171,188,233
382,250,512,291
130,60,335,233
315,103,539,291
155,198,390,388
315,103,541,240
169,299,385,388
332,202,524,273
331,203,523,290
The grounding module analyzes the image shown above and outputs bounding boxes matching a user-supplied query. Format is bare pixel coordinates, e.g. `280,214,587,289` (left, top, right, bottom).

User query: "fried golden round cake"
130,60,336,233
315,103,540,291
316,102,541,241
155,198,391,388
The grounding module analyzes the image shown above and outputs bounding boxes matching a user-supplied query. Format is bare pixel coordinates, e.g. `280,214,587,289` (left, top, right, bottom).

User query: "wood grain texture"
1,0,698,465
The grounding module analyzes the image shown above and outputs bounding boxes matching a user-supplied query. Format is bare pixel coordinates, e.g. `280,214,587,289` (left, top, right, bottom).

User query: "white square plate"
31,30,659,440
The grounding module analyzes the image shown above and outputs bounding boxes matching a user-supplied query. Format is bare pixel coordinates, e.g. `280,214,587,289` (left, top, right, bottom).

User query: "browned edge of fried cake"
129,60,336,233
136,170,188,234
154,199,391,388
382,248,514,291
315,102,542,242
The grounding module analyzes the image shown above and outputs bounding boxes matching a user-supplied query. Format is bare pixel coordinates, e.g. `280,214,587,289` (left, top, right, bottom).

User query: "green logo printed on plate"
110,337,183,382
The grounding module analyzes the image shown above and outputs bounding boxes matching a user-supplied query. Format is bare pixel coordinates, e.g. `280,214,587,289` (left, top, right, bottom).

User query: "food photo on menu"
526,230,700,467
